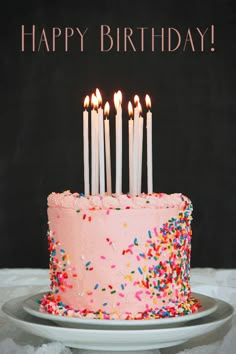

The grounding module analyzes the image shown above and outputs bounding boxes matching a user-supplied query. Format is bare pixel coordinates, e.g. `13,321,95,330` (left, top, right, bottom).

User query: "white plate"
2,294,233,351
22,291,217,328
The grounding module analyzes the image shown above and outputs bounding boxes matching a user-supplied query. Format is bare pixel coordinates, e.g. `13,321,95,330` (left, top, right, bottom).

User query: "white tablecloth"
0,268,235,354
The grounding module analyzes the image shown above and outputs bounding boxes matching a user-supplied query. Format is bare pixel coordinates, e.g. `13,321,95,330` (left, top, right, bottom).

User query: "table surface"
0,268,236,354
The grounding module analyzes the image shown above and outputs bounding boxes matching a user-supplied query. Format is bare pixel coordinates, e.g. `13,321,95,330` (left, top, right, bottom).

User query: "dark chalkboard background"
1,0,236,268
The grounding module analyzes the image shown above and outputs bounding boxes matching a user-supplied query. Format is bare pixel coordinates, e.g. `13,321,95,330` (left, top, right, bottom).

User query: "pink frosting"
48,191,187,210
45,191,195,319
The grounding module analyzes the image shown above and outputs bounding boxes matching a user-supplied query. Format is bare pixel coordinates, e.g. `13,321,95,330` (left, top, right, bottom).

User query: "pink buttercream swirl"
48,191,190,211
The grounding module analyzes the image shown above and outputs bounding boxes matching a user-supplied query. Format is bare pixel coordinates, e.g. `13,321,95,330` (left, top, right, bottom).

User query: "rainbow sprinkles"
40,191,201,320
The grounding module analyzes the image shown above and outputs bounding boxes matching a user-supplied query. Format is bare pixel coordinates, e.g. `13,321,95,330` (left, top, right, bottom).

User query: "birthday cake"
40,191,201,320
40,89,200,319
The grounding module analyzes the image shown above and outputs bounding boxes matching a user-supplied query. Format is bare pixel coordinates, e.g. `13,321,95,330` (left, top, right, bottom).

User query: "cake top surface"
48,191,191,211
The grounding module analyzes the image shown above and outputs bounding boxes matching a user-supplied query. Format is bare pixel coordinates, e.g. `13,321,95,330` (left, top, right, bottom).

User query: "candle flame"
134,95,139,107
114,92,119,111
96,88,102,106
104,101,110,116
84,95,89,109
91,93,98,110
145,94,151,109
138,102,142,114
117,90,122,105
128,101,133,117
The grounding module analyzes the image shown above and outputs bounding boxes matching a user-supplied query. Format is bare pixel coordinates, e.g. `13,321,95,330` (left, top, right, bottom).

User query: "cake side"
41,192,201,319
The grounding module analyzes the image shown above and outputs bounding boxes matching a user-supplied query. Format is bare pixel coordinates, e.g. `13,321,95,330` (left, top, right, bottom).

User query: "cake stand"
2,293,234,352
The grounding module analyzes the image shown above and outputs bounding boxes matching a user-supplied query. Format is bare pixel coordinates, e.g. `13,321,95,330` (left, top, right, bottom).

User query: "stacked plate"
2,292,233,351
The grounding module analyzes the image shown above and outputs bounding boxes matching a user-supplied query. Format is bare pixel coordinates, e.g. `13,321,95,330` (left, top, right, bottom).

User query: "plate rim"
1,293,234,351
1,293,234,334
22,291,218,327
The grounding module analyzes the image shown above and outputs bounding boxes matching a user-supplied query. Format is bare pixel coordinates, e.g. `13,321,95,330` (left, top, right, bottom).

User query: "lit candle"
132,95,140,196
146,94,153,194
128,101,134,195
96,88,105,196
114,91,122,195
138,102,143,195
91,93,99,195
83,96,90,196
104,102,112,195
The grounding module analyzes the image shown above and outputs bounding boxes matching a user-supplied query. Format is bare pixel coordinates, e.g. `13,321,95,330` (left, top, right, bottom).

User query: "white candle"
128,101,133,195
146,94,153,194
83,96,90,196
132,95,140,196
96,89,105,196
91,94,99,195
104,102,112,195
95,114,99,195
114,91,122,195
138,103,143,195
